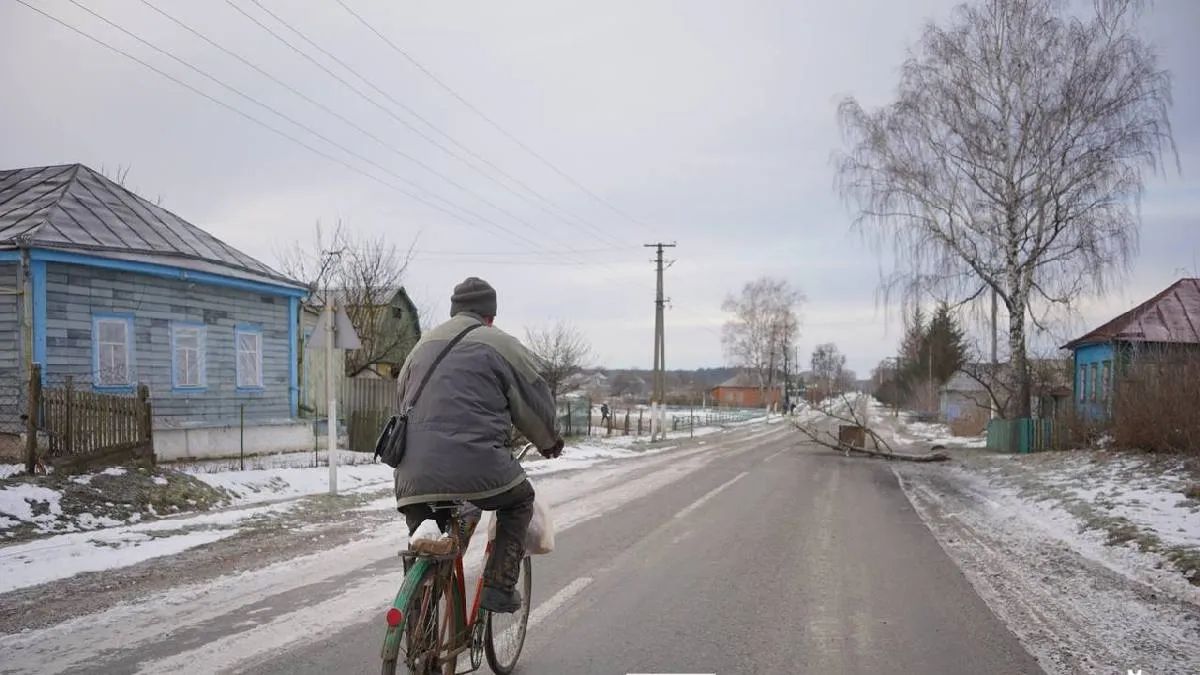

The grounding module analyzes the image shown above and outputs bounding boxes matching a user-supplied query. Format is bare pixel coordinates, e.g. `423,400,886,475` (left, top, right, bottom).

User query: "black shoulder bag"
374,323,483,468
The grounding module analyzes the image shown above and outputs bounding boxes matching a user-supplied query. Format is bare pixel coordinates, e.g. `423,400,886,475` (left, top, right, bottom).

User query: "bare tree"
810,343,847,399
277,221,418,377
721,277,804,407
524,321,592,404
835,0,1176,417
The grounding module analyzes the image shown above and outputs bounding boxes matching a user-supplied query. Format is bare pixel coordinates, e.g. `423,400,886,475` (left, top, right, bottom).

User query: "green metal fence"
986,417,1058,453
557,397,592,437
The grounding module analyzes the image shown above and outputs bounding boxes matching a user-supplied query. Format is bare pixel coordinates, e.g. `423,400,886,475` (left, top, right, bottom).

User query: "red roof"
1064,279,1200,349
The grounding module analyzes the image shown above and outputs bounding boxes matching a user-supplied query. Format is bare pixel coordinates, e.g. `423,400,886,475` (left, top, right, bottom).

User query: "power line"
135,0,580,255
221,0,600,259
258,0,628,249
335,0,652,237
17,0,552,254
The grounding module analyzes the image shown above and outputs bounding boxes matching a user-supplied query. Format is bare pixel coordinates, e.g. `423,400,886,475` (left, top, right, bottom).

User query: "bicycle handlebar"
515,443,536,462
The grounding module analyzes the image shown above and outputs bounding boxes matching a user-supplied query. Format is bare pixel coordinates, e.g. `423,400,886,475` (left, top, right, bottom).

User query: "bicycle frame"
381,513,497,670
382,444,533,671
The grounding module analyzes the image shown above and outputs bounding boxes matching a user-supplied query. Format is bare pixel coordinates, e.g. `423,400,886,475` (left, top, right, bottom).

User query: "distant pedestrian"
600,402,610,424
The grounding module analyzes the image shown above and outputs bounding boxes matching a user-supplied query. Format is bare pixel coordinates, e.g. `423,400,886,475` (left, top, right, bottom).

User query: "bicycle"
380,445,534,675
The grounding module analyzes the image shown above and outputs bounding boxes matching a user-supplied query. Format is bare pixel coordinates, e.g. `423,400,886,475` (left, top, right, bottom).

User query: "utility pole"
645,242,675,440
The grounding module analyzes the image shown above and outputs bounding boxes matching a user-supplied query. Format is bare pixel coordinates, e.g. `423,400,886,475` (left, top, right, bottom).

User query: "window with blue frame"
171,322,206,389
93,314,134,388
236,326,264,389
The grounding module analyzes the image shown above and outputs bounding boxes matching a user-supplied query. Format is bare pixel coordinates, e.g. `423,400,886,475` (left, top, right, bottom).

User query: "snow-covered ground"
0,425,743,596
896,450,1200,673
866,399,986,448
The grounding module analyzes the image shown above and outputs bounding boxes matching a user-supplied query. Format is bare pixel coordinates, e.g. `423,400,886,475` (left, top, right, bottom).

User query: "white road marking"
673,471,749,520
764,448,787,462
527,576,593,629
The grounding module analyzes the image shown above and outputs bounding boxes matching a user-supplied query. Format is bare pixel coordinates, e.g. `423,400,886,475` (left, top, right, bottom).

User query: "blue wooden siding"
42,261,293,423
0,262,21,429
1073,342,1114,421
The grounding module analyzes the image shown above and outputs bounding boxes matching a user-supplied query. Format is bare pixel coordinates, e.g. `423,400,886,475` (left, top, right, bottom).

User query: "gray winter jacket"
392,313,558,508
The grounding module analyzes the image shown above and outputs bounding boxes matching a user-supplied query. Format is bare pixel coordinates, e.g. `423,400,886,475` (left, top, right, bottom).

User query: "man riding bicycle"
393,277,563,614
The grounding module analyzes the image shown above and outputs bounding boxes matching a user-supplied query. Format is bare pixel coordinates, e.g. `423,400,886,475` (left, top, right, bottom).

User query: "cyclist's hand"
540,438,564,459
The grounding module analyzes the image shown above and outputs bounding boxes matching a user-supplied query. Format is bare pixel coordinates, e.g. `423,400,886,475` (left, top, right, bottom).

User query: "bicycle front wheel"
484,556,532,675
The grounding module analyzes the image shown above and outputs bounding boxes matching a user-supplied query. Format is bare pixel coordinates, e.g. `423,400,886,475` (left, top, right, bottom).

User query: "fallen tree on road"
793,394,949,462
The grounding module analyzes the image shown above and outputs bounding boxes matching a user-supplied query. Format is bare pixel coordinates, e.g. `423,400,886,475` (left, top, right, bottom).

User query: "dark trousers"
401,480,535,591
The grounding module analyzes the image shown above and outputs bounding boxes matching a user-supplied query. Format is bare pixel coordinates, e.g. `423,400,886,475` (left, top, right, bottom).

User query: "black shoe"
480,586,522,613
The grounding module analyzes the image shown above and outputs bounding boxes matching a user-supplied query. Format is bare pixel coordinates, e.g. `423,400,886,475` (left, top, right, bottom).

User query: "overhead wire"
255,0,629,249
221,0,600,260
15,0,693,353
334,0,653,239
17,0,572,257
136,0,593,259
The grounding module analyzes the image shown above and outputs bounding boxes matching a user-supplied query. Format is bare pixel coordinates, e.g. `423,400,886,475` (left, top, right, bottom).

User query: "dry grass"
1112,351,1200,454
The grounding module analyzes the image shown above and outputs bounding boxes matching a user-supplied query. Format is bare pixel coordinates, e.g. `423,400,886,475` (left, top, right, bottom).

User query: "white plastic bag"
488,495,555,555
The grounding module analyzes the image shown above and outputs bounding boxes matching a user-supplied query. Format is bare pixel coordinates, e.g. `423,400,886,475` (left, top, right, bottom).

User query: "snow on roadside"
0,500,298,594
0,484,63,524
896,462,1200,673
0,527,237,594
867,399,985,448
0,464,25,480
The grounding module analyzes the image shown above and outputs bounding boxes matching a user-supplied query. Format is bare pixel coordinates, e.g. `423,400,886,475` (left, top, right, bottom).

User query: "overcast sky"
3,0,1197,376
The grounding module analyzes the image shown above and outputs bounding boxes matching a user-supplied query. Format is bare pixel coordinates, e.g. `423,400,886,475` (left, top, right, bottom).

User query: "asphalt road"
249,426,1042,675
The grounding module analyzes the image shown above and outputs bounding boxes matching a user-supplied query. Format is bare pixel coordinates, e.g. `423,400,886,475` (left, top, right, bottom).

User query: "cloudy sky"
3,0,1197,376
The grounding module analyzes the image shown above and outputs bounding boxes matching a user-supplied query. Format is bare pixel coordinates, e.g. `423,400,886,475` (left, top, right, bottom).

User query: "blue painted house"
1063,279,1200,421
0,164,310,460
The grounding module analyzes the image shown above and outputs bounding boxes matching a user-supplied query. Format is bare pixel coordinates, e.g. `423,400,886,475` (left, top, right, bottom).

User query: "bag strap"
405,322,483,412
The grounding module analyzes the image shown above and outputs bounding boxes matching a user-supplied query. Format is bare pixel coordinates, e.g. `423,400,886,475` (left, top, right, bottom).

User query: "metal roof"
1064,278,1200,349
714,372,766,389
0,164,303,289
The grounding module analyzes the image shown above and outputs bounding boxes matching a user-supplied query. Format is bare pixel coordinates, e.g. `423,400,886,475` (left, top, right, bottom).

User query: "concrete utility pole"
645,242,675,440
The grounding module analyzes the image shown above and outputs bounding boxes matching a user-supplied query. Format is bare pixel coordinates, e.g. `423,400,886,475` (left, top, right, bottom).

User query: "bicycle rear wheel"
484,557,532,675
387,564,445,675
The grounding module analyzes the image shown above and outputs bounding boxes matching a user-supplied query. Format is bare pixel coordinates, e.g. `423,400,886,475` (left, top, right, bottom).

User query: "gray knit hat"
450,277,497,317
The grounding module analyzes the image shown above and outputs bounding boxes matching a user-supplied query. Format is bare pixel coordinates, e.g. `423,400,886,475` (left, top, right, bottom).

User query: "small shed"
1063,278,1200,421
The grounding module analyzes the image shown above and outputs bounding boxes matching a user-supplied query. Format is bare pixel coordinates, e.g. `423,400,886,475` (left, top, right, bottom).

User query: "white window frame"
171,322,206,390
236,326,264,390
93,314,134,389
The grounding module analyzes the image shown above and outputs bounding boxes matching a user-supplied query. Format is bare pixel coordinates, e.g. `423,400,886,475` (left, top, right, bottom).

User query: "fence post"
624,411,630,435
25,364,41,473
586,400,592,437
566,401,573,437
690,402,694,439
137,384,153,465
64,376,74,455
606,406,613,437
638,410,643,436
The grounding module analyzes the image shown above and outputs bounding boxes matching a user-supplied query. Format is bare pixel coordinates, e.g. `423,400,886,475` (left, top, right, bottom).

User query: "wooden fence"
342,378,399,453
40,377,152,458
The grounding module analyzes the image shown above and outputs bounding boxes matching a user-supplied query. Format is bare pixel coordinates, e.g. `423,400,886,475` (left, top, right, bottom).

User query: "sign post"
310,297,361,496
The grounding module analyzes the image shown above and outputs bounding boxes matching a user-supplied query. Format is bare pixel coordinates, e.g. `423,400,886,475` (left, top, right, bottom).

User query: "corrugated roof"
0,164,303,289
1064,278,1200,349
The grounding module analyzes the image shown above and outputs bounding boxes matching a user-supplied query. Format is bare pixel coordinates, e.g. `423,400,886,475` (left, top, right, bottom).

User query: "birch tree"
721,277,804,405
835,0,1175,417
